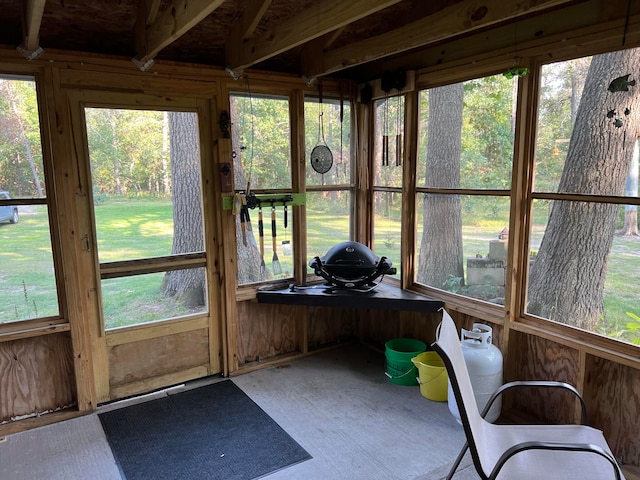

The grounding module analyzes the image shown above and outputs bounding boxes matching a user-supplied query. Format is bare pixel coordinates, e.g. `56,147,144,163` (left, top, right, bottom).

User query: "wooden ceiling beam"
224,0,272,76
134,0,225,65
302,0,585,78
22,0,46,53
226,0,403,74
239,0,273,40
143,0,162,26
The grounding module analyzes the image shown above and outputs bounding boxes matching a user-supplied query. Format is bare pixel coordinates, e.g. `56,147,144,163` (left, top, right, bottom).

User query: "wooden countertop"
256,281,443,312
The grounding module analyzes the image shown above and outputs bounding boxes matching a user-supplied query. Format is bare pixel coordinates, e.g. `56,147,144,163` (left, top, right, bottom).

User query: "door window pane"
86,109,205,262
86,108,207,329
101,269,207,329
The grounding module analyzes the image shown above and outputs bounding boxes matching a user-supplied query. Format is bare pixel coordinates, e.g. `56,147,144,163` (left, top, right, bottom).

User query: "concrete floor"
0,343,480,480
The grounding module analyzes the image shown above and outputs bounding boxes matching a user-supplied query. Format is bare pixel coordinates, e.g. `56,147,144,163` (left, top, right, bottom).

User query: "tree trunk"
162,112,171,195
618,138,639,236
527,49,640,330
417,83,464,288
162,111,205,307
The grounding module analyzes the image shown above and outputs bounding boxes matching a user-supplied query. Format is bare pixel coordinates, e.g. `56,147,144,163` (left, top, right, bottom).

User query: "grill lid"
309,241,396,288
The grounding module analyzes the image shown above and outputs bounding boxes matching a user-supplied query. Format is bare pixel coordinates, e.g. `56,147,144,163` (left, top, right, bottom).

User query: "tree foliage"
85,108,169,197
0,79,44,197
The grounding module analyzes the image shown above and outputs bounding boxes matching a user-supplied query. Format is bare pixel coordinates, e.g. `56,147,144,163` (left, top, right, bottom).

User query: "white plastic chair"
432,309,625,480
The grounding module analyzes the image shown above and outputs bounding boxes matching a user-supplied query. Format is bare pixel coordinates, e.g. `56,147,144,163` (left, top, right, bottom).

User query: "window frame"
405,48,640,360
514,53,640,357
304,93,356,279
68,92,213,332
410,71,517,307
228,83,357,293
0,70,67,336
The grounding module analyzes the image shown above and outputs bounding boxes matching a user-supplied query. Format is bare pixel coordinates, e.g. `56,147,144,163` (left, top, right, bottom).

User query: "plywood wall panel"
508,330,580,424
356,309,403,349
307,306,356,349
399,311,442,347
585,355,640,466
236,301,300,366
108,329,209,388
0,333,75,423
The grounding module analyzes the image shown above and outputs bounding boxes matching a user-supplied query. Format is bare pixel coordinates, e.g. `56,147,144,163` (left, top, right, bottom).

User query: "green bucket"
385,338,427,385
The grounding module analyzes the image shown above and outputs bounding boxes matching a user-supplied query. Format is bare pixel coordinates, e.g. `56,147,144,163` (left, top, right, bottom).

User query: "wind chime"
381,73,391,167
380,70,406,167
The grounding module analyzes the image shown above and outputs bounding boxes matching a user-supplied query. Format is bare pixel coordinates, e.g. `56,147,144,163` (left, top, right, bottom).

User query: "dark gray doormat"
99,380,311,480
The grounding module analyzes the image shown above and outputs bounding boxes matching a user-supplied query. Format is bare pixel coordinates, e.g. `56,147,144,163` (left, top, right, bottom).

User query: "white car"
0,190,18,224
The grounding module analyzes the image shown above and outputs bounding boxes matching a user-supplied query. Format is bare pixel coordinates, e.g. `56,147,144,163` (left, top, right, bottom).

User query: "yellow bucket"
411,351,448,401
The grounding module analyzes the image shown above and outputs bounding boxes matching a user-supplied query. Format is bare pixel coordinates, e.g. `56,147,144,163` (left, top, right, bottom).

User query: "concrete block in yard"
466,257,505,286
489,239,508,262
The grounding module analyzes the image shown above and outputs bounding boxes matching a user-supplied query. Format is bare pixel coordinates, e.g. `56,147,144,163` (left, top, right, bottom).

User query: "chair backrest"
432,309,487,474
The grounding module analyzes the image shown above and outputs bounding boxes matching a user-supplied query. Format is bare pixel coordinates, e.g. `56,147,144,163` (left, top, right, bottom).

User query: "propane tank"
448,323,503,424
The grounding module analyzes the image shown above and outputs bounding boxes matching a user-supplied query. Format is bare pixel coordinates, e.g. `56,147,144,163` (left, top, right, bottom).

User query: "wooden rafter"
302,0,585,78
143,0,162,26
135,0,225,64
239,0,273,40
22,0,46,52
226,0,403,73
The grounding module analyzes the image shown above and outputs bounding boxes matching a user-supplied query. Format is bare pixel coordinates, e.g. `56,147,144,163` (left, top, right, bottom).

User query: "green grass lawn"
2,198,639,343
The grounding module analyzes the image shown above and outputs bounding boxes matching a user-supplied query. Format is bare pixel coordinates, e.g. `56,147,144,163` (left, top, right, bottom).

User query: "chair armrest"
489,440,622,480
481,380,588,425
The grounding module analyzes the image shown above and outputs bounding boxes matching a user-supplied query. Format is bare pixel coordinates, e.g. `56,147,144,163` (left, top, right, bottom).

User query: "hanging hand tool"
258,203,266,273
239,201,247,247
282,203,290,256
271,203,282,275
284,203,288,229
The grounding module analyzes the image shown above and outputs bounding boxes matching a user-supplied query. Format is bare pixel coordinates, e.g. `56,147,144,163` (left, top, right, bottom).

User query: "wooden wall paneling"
235,301,300,367
108,328,209,398
306,306,356,349
105,317,209,347
507,330,581,424
0,334,75,423
450,311,505,354
393,311,440,347
356,309,402,349
584,354,640,466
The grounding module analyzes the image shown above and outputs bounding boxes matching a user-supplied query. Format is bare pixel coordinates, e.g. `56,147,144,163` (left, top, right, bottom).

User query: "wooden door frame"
65,87,225,402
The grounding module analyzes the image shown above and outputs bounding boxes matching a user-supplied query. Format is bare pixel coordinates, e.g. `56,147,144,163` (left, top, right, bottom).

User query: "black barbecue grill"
308,241,396,288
